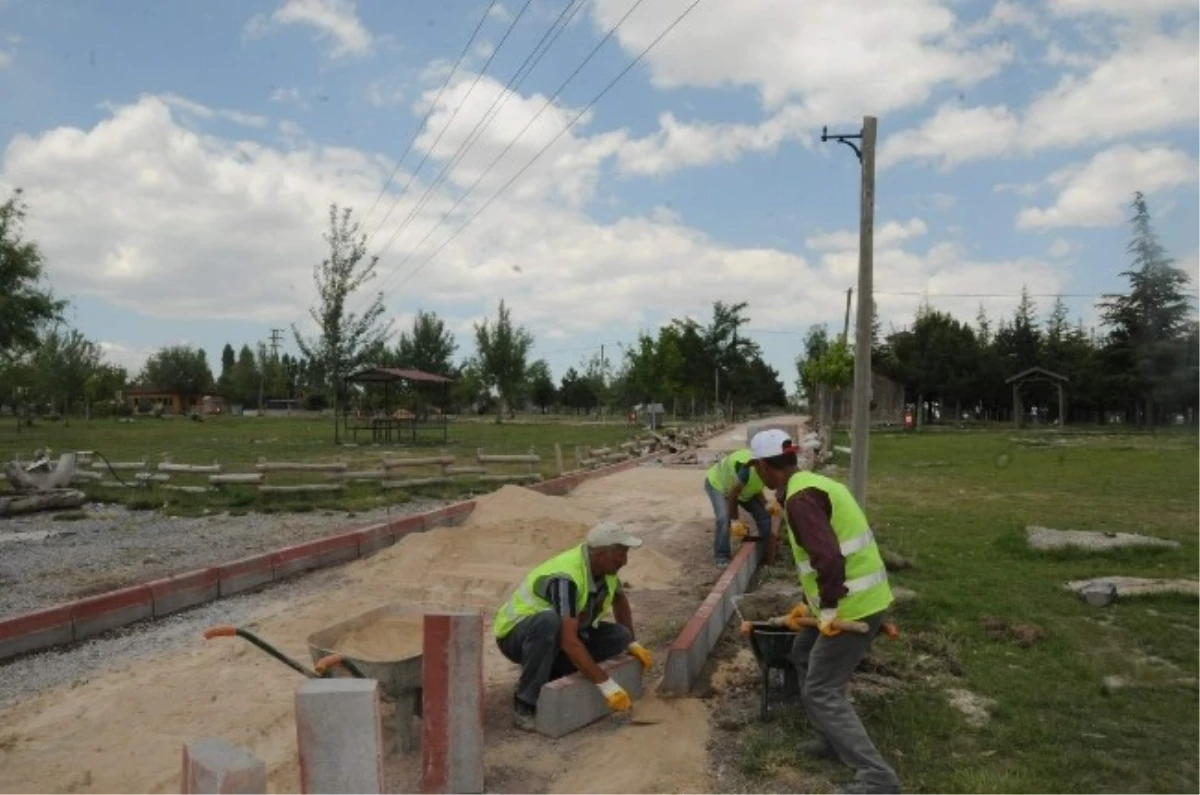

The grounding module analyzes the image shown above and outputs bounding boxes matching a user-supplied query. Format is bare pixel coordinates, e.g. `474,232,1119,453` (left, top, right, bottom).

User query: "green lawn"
738,426,1199,793
0,414,648,513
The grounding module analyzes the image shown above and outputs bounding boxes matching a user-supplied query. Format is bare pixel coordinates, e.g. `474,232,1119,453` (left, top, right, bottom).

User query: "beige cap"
586,521,643,549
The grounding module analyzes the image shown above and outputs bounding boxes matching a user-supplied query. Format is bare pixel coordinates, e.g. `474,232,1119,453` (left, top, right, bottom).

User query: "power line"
363,0,531,249
384,0,702,301
876,291,1110,299
358,0,586,312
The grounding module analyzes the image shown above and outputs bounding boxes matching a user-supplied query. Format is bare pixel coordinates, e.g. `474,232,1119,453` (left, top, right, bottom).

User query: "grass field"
734,427,1199,794
0,414,649,514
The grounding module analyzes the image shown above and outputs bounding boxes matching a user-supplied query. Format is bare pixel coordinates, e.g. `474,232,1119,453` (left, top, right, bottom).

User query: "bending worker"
704,446,778,567
749,428,900,795
493,521,653,731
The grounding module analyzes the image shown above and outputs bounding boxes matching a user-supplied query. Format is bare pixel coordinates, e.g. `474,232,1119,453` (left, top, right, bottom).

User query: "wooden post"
1013,384,1022,427
554,443,564,476
1057,383,1065,428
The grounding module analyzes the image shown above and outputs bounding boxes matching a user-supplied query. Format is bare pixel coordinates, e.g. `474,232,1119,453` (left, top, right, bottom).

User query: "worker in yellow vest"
704,447,777,567
493,521,653,731
749,428,900,795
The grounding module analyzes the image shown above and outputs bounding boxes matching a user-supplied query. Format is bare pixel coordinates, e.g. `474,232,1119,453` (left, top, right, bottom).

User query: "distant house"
126,387,228,415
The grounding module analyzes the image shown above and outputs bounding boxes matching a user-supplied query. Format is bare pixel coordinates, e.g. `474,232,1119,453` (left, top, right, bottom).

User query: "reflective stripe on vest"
705,449,765,500
782,471,893,621
492,544,619,639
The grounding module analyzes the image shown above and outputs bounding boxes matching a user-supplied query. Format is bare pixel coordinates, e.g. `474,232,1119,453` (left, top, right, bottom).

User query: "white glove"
818,608,841,637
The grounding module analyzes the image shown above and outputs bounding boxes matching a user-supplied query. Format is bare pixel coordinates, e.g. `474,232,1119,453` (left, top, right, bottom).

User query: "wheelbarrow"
203,602,427,754
731,595,900,721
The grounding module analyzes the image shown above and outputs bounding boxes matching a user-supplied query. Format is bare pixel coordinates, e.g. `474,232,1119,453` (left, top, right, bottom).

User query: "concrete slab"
182,738,267,794
421,612,484,794
535,654,644,739
70,585,153,641
0,606,74,661
216,554,274,598
295,679,384,794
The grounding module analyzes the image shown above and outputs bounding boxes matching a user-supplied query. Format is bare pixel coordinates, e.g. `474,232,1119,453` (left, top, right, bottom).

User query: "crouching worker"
493,521,654,731
749,429,900,795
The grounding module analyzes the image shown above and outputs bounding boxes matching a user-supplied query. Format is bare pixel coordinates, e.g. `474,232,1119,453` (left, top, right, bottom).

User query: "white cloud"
585,0,1011,174
0,93,1039,362
97,341,156,375
1047,237,1076,258
1048,0,1197,17
594,0,1011,117
245,0,373,59
1016,145,1198,230
270,87,311,110
614,107,811,176
366,78,405,108
881,27,1199,169
0,32,17,68
805,220,1068,329
409,73,626,207
279,119,304,138
486,3,513,23
156,93,269,129
1178,250,1199,284
879,103,1020,170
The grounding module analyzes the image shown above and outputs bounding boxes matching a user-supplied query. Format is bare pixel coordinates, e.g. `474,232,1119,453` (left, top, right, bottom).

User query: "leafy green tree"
526,359,557,412
140,345,214,408
32,326,102,419
397,310,457,376
1099,192,1195,425
474,300,534,422
293,204,392,425
0,190,66,360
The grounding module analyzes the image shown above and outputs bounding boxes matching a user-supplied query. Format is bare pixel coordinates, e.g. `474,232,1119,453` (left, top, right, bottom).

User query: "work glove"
597,677,632,712
627,641,653,671
768,502,782,518
730,520,749,543
818,608,841,637
782,603,810,631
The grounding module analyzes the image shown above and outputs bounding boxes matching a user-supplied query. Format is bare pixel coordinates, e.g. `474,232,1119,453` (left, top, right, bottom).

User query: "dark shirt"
781,485,848,609
541,574,614,627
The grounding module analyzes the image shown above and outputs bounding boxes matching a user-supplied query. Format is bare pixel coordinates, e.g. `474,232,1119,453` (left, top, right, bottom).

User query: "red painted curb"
70,584,154,641
147,568,220,618
0,424,730,662
215,553,275,598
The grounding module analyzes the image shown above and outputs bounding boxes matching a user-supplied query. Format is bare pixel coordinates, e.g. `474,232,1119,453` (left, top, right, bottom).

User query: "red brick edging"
0,437,713,663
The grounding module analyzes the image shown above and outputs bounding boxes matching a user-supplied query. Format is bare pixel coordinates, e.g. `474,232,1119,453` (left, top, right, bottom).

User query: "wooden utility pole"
822,116,877,508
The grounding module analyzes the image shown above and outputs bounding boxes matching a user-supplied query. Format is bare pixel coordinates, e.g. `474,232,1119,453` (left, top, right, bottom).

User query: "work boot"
513,699,537,733
715,557,731,570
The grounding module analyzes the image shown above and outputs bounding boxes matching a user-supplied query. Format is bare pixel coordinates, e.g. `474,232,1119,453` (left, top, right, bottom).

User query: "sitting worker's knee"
524,610,562,640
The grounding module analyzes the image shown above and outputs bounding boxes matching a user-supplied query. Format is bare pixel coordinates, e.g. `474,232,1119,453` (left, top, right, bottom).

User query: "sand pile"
332,617,423,661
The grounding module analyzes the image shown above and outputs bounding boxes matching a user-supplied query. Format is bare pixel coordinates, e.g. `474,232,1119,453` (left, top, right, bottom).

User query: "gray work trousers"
496,610,632,709
790,611,900,793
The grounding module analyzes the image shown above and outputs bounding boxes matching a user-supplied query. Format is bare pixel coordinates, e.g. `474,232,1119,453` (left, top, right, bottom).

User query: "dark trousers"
496,611,632,709
790,611,900,792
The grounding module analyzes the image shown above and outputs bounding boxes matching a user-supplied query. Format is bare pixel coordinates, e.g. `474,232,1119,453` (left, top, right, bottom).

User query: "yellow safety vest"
782,471,892,621
493,544,620,639
705,449,765,500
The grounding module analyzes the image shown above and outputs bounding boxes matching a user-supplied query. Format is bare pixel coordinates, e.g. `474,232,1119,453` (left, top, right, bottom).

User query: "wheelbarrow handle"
741,617,871,634
314,652,368,679
203,625,320,678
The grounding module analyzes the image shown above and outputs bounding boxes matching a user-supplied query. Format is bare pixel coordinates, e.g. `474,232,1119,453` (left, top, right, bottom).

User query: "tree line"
797,193,1198,426
2,190,1193,426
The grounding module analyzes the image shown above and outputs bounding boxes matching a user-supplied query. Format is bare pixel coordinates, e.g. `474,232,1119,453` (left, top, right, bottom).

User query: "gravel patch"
0,566,344,708
0,498,444,616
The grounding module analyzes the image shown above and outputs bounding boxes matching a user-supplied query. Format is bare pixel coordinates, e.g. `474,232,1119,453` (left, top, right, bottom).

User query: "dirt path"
0,417,805,794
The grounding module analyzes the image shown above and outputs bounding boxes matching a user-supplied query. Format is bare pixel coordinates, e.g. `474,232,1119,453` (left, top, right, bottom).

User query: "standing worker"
749,429,900,795
493,521,654,731
704,447,777,567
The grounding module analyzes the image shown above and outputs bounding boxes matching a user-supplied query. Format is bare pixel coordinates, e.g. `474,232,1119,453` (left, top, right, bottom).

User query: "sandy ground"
0,416,806,794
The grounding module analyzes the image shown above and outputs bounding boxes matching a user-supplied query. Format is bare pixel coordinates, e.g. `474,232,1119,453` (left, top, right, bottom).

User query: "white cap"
586,521,643,549
749,428,799,460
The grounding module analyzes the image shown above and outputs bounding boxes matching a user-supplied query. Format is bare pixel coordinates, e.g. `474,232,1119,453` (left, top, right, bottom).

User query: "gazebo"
1005,366,1068,427
341,366,455,444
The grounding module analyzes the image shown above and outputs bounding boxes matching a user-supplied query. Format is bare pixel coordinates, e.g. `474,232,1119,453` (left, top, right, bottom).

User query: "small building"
126,387,227,416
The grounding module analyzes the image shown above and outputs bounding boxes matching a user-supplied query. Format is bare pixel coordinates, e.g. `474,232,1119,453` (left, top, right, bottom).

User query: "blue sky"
1,0,1197,388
